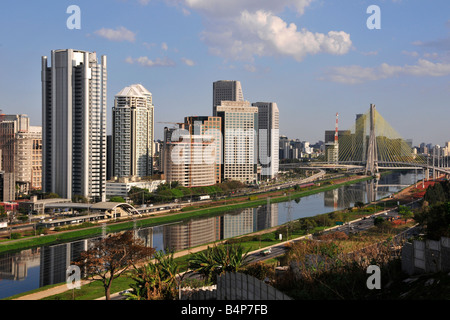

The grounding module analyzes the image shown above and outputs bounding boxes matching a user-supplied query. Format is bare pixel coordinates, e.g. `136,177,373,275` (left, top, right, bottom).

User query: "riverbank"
12,177,425,301
8,172,430,300
0,173,375,255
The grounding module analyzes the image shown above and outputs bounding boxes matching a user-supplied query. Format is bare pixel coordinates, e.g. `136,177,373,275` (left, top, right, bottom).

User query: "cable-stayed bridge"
281,104,450,178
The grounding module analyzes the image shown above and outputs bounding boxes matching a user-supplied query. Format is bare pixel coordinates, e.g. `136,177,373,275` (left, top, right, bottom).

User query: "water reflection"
0,172,421,299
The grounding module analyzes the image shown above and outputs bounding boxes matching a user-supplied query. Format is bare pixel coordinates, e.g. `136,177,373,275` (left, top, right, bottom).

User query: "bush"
242,261,275,281
10,232,22,239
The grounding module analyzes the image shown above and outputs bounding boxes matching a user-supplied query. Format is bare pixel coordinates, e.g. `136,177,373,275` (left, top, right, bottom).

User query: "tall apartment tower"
213,80,244,116
252,102,279,180
42,49,107,202
162,125,216,187
0,114,42,195
112,84,154,179
184,116,222,184
216,101,258,184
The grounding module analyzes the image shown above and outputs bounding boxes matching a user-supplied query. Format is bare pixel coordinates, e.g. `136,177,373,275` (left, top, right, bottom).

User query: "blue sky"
0,0,449,146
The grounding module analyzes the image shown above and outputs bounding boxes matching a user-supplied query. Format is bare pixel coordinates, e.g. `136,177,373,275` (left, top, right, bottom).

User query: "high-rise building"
16,125,42,192
213,80,244,116
216,101,258,184
112,84,154,179
42,49,107,202
162,126,216,187
252,102,279,179
184,116,222,184
0,114,42,194
0,171,15,202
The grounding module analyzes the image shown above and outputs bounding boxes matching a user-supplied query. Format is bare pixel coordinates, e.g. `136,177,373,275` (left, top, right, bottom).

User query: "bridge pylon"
365,104,379,176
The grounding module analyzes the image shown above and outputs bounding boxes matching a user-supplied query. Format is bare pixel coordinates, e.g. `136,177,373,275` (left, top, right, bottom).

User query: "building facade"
106,178,165,199
112,84,154,179
42,49,107,202
213,80,244,116
184,116,222,184
216,101,258,184
163,126,216,187
0,114,42,194
252,102,279,180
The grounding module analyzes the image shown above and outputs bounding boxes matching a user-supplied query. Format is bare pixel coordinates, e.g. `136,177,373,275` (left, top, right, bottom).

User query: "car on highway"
260,248,272,256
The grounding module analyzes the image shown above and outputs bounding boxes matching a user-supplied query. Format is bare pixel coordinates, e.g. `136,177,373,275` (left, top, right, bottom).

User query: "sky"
0,0,449,146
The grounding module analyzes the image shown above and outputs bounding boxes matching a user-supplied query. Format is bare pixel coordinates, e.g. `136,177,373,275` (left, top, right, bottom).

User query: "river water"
0,171,422,299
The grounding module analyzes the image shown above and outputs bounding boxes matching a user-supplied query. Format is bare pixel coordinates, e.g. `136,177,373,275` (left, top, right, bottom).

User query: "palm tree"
126,250,182,300
126,262,163,300
188,243,252,284
187,248,219,283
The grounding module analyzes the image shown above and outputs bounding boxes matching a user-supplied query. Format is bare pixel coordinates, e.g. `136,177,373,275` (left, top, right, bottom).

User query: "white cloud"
401,50,419,57
94,26,136,42
126,56,176,67
183,0,314,17
201,10,352,62
181,57,195,66
161,42,169,51
322,59,450,84
136,0,352,63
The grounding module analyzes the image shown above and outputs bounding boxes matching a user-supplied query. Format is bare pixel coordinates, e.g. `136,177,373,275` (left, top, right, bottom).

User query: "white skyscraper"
42,49,107,202
112,84,154,178
216,101,258,184
252,102,279,179
213,80,244,116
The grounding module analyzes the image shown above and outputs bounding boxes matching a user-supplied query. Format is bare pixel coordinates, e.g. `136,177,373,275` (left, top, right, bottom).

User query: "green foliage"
10,233,22,239
415,202,450,240
129,180,246,205
72,195,89,203
354,201,365,208
188,244,250,284
424,181,450,205
242,261,275,281
398,205,413,222
43,192,60,199
109,196,126,203
127,251,180,300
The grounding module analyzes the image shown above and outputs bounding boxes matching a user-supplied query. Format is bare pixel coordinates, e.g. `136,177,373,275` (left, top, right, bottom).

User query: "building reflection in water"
161,203,279,252
0,248,40,281
39,240,88,287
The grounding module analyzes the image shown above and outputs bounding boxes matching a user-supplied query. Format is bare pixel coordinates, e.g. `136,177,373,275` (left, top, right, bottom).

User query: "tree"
415,202,450,240
72,194,89,203
74,230,155,300
354,201,365,209
126,251,181,300
109,196,126,203
398,205,413,223
188,244,251,284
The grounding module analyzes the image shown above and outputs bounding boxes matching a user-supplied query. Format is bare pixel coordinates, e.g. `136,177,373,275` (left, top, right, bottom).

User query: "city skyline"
0,1,449,146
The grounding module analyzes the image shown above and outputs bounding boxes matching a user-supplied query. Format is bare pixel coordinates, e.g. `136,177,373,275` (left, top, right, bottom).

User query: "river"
0,171,422,299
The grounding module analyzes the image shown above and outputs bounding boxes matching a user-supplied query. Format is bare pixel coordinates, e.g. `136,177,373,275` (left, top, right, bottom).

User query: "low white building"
106,179,165,199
